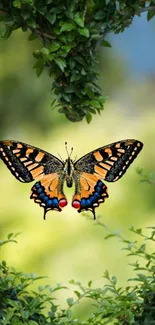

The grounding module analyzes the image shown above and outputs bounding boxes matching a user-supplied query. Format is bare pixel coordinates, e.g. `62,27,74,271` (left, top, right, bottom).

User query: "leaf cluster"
1,225,155,324
0,1,155,122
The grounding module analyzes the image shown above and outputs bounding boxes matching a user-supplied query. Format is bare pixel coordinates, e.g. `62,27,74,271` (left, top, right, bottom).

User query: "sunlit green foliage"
1,223,155,325
0,0,155,122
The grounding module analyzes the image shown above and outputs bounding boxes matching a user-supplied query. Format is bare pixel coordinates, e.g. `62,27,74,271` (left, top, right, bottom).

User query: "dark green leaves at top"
13,0,22,8
101,40,111,47
1,0,155,122
78,27,89,38
54,58,66,71
74,12,84,27
60,22,76,32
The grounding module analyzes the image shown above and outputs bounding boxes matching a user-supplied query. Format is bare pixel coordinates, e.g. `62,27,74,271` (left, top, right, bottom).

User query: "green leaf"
28,32,37,41
46,13,56,24
21,310,29,319
60,23,75,32
103,270,109,279
33,60,44,77
13,0,21,8
147,9,155,21
111,276,117,285
78,27,89,38
67,297,74,306
8,233,14,239
67,33,74,42
104,234,115,240
49,42,60,52
3,26,12,40
74,290,81,298
74,12,84,27
137,273,148,282
66,309,72,319
101,40,111,47
86,113,92,124
41,47,50,56
27,18,37,29
88,280,92,287
54,58,66,71
28,321,38,325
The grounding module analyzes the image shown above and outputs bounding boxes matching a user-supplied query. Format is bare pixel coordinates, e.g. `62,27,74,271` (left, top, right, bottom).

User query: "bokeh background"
0,12,155,319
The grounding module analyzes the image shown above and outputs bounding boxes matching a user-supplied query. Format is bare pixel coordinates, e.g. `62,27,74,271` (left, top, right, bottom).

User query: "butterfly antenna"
65,142,69,157
73,154,77,163
65,142,73,158
57,152,64,162
70,146,73,158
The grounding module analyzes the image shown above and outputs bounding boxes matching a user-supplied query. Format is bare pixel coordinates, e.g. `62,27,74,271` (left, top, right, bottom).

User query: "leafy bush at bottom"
1,224,155,325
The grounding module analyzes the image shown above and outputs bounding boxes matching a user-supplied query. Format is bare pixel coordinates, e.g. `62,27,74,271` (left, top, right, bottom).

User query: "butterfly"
0,139,143,220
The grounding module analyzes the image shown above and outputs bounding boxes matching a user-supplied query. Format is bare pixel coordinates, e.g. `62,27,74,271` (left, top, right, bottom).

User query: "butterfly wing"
0,140,67,218
72,139,143,218
0,140,63,182
72,173,109,219
30,174,67,219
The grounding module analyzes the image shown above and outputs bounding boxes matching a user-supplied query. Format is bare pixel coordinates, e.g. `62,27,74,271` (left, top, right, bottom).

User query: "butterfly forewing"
0,140,63,182
75,139,143,182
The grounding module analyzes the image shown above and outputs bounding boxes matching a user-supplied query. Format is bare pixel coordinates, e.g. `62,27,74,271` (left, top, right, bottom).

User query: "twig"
137,6,155,13
28,26,56,42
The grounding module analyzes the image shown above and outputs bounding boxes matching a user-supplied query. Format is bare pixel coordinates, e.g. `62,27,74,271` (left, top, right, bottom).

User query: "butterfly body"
0,139,143,220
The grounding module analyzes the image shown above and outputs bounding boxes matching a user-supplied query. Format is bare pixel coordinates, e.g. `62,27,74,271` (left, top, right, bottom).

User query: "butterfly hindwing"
31,174,67,219
75,139,143,182
72,172,108,219
0,140,63,182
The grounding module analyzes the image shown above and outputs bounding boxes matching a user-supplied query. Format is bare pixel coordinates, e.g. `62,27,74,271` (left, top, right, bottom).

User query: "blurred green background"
0,14,155,319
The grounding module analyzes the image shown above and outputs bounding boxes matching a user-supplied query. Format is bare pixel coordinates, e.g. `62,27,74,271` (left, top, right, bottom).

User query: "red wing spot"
72,200,81,209
59,199,67,208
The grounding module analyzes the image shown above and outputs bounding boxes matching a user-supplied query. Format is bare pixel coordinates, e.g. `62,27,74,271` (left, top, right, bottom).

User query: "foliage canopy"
0,1,155,122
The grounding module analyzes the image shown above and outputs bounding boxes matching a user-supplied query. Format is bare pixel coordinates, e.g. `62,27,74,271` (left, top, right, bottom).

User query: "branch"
137,6,155,13
28,27,56,42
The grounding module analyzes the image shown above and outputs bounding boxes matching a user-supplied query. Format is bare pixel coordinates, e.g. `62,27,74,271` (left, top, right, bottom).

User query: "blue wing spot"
43,196,49,202
86,199,91,207
95,186,101,193
90,195,96,204
94,192,100,199
53,197,59,207
39,193,46,200
47,199,53,207
97,180,103,187
35,182,40,189
37,187,43,193
81,198,87,208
